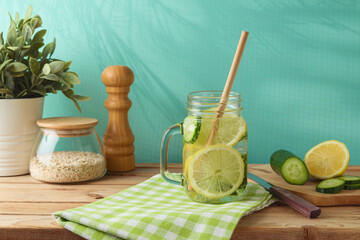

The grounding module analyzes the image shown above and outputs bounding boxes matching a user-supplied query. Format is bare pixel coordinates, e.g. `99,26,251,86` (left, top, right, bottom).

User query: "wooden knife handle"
269,186,321,219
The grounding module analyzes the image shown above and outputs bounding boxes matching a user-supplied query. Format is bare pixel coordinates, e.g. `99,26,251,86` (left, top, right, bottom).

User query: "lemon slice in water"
188,144,245,199
195,107,247,146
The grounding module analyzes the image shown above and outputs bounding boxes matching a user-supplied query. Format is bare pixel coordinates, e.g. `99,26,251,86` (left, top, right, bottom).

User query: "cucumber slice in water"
182,116,201,144
339,176,360,185
316,178,345,194
270,150,309,185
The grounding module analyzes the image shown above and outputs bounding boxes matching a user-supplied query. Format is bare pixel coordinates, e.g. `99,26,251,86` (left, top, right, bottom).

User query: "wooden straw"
205,31,249,146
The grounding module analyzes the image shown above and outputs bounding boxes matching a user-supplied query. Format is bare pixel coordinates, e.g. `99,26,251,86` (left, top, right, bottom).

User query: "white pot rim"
0,97,45,102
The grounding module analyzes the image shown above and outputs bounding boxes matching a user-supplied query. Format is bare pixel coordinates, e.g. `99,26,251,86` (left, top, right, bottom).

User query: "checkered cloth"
53,174,276,240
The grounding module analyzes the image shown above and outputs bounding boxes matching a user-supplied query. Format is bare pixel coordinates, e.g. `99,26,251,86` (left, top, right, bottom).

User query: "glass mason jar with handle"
160,91,248,203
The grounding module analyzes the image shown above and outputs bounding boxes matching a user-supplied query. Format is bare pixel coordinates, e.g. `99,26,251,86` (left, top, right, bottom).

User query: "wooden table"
1,164,360,240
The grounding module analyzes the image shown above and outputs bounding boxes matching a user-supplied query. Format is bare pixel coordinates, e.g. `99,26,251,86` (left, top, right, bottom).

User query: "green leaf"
61,72,80,84
22,23,33,41
30,89,46,96
6,27,16,45
61,84,69,91
29,57,40,75
59,77,70,88
42,42,53,58
30,17,41,29
11,72,25,77
42,63,50,75
63,61,72,70
50,38,56,57
16,89,27,98
8,13,16,30
0,32,4,45
45,85,56,94
62,89,74,98
7,46,18,51
29,41,44,51
8,62,28,72
32,29,46,41
5,93,14,99
18,19,24,29
0,59,13,71
72,95,91,101
49,61,65,73
24,6,33,22
15,12,20,25
32,15,42,28
0,88,12,94
72,99,81,113
15,36,25,47
41,73,58,81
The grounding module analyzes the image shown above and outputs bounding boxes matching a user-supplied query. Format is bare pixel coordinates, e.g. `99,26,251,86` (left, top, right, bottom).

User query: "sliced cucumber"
270,150,309,185
182,116,201,144
316,178,345,194
339,176,360,185
343,183,360,190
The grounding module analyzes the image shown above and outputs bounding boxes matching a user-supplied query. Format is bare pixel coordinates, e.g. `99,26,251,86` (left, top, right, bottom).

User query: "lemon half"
304,140,349,180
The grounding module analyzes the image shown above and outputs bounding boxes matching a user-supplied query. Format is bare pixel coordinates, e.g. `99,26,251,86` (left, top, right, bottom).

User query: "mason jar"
160,91,248,203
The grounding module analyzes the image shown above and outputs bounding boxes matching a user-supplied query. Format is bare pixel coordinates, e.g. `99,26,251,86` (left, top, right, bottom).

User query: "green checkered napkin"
53,174,276,240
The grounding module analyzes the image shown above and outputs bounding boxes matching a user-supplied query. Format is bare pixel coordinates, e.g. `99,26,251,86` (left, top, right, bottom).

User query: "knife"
248,172,321,219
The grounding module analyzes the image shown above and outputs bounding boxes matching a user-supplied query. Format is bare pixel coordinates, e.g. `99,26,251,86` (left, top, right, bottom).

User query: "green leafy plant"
0,6,90,112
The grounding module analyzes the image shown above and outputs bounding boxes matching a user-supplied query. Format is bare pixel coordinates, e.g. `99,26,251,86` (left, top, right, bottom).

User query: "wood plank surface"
249,164,360,206
0,163,359,240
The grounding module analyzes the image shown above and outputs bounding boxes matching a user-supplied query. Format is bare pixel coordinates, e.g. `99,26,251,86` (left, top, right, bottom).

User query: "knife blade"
248,172,321,219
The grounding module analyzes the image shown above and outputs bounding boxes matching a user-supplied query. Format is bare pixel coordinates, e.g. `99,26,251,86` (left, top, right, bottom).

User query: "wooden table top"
1,163,360,240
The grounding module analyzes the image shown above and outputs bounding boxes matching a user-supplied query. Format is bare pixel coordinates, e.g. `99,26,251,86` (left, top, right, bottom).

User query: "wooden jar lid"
37,117,98,130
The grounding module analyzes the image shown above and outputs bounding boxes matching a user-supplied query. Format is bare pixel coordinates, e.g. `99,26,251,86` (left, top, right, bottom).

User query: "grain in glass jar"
30,117,106,183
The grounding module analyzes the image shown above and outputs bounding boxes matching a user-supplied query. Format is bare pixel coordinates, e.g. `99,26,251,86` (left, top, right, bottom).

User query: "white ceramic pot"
0,97,44,176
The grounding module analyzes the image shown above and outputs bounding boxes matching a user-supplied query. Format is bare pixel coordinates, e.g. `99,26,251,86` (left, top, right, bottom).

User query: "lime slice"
188,144,245,199
195,107,247,146
304,140,349,180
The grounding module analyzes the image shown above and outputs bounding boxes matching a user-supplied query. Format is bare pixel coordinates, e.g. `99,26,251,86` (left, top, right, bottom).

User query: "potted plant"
0,6,90,176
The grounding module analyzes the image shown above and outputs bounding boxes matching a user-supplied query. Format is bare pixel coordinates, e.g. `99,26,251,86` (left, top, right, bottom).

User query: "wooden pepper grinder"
101,65,135,172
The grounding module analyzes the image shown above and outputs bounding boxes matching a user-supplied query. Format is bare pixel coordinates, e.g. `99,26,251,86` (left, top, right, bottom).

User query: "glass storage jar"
30,117,106,183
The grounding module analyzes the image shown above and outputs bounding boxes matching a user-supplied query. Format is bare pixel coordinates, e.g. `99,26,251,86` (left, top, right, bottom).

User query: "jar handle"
160,124,182,185
93,128,104,155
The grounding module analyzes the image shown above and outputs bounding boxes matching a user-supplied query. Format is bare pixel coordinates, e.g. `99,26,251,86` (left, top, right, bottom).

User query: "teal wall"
1,1,359,164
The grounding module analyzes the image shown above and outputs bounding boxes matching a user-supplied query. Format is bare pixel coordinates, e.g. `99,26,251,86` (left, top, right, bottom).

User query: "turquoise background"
1,1,359,164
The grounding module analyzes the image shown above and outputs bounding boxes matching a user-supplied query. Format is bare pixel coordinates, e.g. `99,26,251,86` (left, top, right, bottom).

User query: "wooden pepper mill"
101,65,135,172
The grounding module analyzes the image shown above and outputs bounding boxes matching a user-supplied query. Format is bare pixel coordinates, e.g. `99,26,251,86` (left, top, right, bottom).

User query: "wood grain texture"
1,164,359,240
36,117,98,129
101,65,135,172
249,164,360,206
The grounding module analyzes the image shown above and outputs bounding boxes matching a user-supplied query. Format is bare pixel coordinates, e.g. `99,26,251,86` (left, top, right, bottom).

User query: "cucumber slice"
339,176,360,185
343,183,360,190
182,116,201,144
270,150,309,185
316,178,345,194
